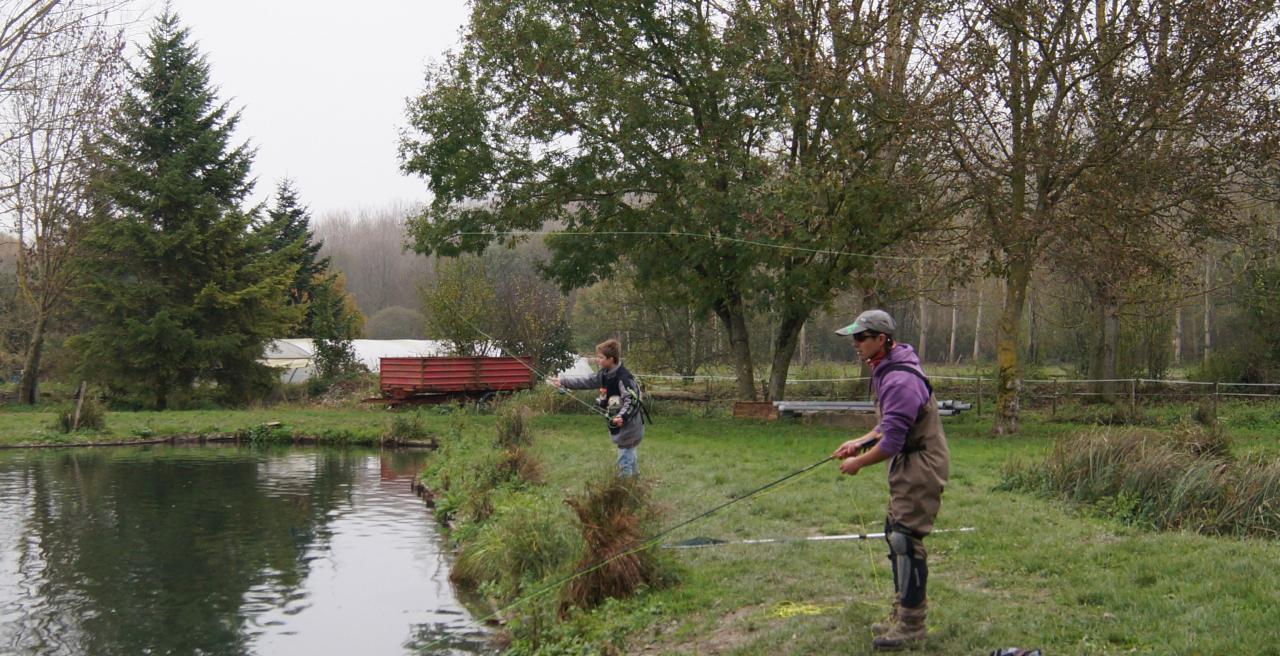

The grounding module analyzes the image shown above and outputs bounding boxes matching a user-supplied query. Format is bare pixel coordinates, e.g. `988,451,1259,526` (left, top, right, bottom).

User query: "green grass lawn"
508,410,1279,655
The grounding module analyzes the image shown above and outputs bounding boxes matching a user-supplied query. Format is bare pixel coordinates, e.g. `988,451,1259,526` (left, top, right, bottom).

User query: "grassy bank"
463,408,1280,655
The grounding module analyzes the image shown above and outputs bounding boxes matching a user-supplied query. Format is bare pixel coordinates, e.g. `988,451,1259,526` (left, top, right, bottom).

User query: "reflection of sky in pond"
0,447,491,655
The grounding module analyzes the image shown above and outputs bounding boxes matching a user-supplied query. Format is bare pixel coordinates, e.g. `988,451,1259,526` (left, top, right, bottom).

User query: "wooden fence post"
1130,378,1138,416
1051,377,1058,417
1213,381,1220,422
977,375,983,418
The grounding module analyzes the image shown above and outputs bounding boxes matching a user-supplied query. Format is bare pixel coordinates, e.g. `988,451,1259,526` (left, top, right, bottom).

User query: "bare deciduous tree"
2,2,124,403
937,0,1280,433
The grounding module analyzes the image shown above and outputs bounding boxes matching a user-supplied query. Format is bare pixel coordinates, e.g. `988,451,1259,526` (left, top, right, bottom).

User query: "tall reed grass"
1001,425,1280,537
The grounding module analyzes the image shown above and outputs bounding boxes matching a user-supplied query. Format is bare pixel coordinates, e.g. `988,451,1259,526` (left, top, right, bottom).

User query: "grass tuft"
559,472,670,614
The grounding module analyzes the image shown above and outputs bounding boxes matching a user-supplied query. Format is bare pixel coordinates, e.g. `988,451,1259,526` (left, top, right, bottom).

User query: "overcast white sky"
143,1,472,218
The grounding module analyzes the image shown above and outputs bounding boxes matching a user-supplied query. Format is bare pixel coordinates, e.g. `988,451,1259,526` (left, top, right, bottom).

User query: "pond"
0,445,491,655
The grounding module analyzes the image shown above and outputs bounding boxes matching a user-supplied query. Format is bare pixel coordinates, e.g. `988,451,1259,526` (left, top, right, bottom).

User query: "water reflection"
0,446,491,655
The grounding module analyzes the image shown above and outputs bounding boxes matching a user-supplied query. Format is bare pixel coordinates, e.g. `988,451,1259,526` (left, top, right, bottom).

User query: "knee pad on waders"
887,530,928,608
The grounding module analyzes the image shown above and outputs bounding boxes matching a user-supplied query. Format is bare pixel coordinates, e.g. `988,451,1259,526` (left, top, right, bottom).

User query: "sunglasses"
853,332,881,343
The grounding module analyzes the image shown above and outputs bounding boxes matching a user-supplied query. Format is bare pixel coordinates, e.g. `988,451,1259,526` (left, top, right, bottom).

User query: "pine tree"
71,11,301,409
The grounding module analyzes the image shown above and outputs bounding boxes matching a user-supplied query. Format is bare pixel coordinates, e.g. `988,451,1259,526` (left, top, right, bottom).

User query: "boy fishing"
550,339,645,476
831,309,950,651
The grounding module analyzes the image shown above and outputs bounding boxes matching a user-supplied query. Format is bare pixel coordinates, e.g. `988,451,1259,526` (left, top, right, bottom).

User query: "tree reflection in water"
0,446,489,655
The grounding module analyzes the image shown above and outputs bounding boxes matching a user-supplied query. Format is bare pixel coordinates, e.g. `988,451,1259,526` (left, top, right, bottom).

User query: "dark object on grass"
990,649,1042,656
670,536,727,547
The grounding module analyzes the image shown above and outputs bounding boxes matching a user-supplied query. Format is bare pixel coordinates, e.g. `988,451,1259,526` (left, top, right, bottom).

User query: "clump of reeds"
1192,397,1218,428
1167,421,1231,459
1002,426,1279,538
559,472,669,614
54,396,106,433
497,446,543,485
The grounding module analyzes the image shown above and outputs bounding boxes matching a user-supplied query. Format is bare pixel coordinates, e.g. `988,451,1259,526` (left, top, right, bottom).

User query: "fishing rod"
667,526,977,549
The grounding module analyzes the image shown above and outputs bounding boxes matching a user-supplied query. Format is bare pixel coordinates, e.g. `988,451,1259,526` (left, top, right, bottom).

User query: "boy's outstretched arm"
555,372,599,391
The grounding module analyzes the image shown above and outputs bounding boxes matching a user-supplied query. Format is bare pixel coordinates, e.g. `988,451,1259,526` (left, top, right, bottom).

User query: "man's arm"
869,371,930,456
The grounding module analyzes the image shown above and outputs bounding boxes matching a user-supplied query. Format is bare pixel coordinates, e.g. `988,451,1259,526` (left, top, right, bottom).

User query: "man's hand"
548,376,562,388
611,416,623,427
832,431,881,459
840,457,862,476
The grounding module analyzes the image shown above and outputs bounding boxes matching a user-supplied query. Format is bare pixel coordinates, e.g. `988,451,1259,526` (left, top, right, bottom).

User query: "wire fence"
634,371,1280,417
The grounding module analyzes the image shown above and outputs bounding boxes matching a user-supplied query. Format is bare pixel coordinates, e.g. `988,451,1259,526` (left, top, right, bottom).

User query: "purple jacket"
871,344,931,456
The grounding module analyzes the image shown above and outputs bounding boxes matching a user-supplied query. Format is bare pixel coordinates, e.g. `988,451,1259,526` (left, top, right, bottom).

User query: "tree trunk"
972,286,984,363
1172,305,1182,366
916,259,927,361
714,294,757,401
1202,254,1212,366
993,255,1031,436
1027,285,1038,363
767,307,810,402
798,322,808,368
948,289,958,364
1089,287,1121,401
18,313,47,405
859,287,880,387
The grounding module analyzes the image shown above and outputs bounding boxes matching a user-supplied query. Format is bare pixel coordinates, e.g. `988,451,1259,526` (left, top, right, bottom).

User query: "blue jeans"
616,447,638,477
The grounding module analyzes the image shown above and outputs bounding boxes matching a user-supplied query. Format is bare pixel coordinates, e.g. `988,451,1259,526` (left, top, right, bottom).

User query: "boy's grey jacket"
559,361,645,448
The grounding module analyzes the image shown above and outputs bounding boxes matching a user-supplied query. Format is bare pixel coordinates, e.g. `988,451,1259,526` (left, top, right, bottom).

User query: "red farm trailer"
374,355,537,407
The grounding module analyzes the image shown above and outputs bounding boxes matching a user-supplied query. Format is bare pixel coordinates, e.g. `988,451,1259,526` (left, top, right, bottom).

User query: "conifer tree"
264,179,328,311
71,11,300,408
263,180,364,380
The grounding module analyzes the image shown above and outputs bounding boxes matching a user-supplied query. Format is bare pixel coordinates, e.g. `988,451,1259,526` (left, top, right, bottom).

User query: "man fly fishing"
831,309,950,651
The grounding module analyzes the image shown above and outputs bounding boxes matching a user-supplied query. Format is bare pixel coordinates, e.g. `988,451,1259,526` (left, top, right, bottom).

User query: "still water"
0,445,491,656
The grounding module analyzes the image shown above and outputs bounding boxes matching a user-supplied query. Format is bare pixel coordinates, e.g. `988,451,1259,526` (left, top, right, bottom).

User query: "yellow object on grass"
769,601,842,619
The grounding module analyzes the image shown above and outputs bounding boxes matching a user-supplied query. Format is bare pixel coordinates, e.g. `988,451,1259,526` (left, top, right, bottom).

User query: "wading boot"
872,603,926,651
872,602,900,636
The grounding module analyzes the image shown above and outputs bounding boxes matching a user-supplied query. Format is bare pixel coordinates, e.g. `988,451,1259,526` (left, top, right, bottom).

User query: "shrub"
495,403,533,449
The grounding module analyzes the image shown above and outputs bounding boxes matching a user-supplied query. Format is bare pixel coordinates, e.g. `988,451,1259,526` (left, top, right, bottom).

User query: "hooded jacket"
870,344,931,456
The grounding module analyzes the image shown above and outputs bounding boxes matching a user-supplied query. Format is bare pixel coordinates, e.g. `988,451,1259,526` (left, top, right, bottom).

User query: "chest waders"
871,364,950,651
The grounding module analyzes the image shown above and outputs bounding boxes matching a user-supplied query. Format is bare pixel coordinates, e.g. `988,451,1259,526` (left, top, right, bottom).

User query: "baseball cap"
834,309,896,336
